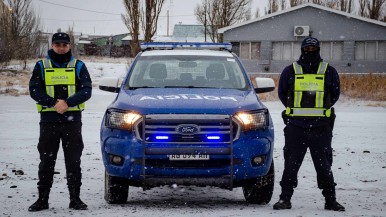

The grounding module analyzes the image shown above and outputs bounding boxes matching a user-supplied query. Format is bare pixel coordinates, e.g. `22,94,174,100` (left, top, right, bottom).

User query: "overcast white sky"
31,0,268,36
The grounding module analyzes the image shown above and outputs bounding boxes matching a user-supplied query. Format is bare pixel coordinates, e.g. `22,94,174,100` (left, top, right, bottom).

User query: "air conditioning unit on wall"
294,26,310,37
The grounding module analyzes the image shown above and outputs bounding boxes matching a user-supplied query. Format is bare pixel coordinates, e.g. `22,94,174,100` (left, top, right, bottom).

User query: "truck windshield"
125,55,248,89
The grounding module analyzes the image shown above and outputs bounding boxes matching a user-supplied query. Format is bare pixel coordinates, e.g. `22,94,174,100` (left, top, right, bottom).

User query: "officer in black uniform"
273,37,345,211
28,32,92,211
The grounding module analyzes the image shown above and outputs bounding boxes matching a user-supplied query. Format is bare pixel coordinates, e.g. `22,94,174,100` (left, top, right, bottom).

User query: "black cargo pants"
37,122,84,190
279,124,336,201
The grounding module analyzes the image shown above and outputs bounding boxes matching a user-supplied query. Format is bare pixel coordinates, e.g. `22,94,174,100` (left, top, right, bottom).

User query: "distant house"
84,33,130,57
172,24,209,42
121,34,145,46
120,25,209,54
36,32,51,57
123,24,209,43
92,33,129,47
218,3,386,73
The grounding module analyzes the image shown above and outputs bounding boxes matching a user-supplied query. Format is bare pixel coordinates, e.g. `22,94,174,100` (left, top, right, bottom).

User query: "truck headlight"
105,109,141,131
234,110,268,131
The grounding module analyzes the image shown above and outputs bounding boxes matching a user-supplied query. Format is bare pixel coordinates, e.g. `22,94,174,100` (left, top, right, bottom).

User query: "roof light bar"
140,42,232,51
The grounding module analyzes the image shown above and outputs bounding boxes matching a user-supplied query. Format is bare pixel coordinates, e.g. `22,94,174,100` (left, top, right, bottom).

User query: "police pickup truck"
99,42,276,204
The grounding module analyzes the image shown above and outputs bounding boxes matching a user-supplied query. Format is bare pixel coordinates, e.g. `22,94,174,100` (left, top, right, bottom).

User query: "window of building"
283,42,292,60
355,42,365,60
272,42,301,60
366,42,376,60
293,42,301,59
378,41,386,60
320,42,331,60
272,42,282,60
320,42,343,60
332,42,343,60
240,42,250,59
237,42,261,60
251,42,260,59
355,41,384,60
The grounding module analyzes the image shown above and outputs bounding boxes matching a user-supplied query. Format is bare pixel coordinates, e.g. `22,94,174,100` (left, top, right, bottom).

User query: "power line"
37,0,121,15
42,18,122,22
37,0,195,18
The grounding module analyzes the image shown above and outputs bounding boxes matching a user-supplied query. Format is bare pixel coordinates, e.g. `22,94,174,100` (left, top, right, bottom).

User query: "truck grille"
134,114,240,144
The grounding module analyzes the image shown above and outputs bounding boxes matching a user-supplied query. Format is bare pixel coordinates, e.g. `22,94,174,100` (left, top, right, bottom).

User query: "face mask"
301,49,320,64
50,49,72,64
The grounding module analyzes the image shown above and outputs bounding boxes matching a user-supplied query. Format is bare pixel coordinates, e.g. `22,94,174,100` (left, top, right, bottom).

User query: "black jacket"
278,58,340,128
29,49,92,123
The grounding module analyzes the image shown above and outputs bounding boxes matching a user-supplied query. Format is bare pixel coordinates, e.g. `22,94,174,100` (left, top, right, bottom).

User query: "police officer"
28,32,92,211
273,37,345,211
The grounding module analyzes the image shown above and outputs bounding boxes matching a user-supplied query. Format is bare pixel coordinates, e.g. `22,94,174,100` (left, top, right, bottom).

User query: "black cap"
52,32,70,44
301,37,320,49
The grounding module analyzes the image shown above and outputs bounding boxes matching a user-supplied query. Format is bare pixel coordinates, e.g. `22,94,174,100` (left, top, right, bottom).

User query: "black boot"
69,188,88,210
28,188,50,212
273,199,292,210
325,198,345,211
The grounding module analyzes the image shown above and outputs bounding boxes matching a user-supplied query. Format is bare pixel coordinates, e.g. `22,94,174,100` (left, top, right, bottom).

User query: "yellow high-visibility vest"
285,62,331,117
36,59,85,112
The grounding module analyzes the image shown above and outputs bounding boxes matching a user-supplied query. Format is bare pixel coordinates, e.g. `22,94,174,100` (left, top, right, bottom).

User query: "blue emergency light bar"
140,42,232,51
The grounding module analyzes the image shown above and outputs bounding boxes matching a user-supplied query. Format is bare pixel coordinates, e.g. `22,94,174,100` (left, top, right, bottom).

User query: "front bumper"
101,126,273,189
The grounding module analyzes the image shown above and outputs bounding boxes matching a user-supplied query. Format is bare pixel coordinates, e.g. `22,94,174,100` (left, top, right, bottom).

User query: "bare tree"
289,0,304,7
122,0,164,56
280,0,288,10
310,0,324,5
5,0,41,69
195,0,251,42
245,7,252,20
357,0,386,20
0,1,13,64
324,0,339,8
142,0,165,42
265,0,279,14
66,26,77,57
339,0,354,12
122,0,141,56
255,8,261,18
367,0,386,20
358,0,368,17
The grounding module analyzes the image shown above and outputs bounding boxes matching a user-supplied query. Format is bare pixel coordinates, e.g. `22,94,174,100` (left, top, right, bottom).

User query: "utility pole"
167,10,169,36
204,0,207,42
170,0,174,38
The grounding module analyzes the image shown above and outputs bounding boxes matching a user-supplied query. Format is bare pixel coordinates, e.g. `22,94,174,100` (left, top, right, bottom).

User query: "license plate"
169,154,209,160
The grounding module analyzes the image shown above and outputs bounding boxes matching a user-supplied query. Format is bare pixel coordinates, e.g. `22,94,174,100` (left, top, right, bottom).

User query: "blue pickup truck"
99,42,276,204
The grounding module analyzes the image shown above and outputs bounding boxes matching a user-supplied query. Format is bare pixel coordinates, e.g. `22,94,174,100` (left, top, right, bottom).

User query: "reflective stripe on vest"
36,59,85,112
286,62,331,117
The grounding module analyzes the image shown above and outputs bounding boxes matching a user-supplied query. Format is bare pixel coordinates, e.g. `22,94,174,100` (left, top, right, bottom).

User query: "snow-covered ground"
0,60,385,217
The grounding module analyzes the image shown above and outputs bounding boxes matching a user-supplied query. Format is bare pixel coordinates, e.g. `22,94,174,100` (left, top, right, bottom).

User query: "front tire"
104,170,129,204
242,160,275,204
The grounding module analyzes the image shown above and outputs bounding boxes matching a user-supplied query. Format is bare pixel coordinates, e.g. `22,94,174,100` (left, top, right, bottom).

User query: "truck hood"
112,88,266,115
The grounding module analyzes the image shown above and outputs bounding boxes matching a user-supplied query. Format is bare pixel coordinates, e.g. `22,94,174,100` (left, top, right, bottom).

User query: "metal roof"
218,3,386,33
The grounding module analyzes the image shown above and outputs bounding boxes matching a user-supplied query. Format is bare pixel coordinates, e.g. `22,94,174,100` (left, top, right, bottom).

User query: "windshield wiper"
128,86,155,90
163,86,215,88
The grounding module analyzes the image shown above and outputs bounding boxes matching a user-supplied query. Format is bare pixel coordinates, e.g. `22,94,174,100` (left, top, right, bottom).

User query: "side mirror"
254,78,275,93
99,77,121,93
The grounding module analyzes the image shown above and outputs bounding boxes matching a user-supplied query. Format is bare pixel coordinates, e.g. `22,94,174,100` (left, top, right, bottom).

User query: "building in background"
172,24,207,42
86,33,130,57
218,3,386,74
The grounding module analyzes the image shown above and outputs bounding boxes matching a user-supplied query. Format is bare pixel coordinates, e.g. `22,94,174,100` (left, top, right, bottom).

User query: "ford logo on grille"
176,124,200,135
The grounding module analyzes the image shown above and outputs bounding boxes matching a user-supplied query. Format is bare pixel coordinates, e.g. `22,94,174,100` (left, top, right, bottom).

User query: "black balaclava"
300,48,321,65
49,49,72,64
299,37,321,68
